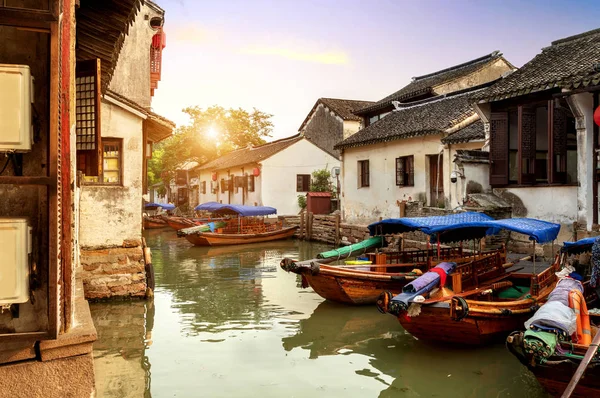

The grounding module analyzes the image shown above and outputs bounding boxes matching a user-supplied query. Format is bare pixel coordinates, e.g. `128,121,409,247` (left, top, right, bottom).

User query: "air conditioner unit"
0,218,31,305
0,64,34,152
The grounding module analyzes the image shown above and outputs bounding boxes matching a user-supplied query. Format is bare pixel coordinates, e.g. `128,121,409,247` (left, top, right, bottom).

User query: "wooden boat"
281,247,505,305
377,217,563,345
280,212,502,305
506,237,600,397
164,216,204,231
143,215,168,229
181,203,297,246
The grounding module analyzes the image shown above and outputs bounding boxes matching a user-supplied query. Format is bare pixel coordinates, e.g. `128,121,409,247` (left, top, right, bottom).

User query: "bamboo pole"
560,330,600,398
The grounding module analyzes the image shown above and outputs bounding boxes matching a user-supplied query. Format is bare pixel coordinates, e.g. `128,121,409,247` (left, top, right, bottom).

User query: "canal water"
91,230,549,398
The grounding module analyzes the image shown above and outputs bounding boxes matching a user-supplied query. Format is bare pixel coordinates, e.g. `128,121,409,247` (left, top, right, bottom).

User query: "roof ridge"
320,97,374,103
551,28,600,47
249,134,301,150
412,51,500,81
392,83,492,110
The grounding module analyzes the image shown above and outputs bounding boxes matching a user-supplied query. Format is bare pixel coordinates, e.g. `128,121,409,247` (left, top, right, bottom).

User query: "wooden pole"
300,211,305,240
561,331,600,398
335,213,340,246
436,233,441,260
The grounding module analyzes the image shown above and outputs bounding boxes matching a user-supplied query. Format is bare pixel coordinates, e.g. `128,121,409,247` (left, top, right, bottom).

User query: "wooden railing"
451,253,504,293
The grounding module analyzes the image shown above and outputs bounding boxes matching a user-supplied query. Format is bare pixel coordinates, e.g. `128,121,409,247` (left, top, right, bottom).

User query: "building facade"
193,135,340,215
474,28,600,236
336,52,515,223
77,1,174,301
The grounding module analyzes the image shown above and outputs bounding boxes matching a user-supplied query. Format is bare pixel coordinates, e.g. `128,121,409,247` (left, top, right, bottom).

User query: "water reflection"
91,300,154,398
91,231,549,398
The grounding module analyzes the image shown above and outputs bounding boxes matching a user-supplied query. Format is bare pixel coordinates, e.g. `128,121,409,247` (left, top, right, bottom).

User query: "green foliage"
152,105,273,178
297,195,307,209
310,168,331,192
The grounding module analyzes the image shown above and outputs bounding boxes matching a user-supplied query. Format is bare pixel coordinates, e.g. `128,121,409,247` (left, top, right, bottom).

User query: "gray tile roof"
335,88,484,150
198,135,303,171
298,98,374,131
475,28,600,102
357,52,505,115
441,120,485,145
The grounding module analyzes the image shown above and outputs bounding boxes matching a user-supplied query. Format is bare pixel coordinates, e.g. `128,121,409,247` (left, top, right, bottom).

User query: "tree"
150,105,273,182
310,168,332,192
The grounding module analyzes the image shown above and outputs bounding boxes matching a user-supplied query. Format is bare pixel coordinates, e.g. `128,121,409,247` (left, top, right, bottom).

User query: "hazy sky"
151,0,600,140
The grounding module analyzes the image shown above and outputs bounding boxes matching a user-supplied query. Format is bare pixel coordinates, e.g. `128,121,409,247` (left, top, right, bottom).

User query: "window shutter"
220,178,226,193
407,156,414,186
364,160,370,187
489,112,509,186
228,178,233,192
201,181,206,194
519,107,536,184
552,106,568,184
76,59,102,176
296,175,302,192
396,158,404,186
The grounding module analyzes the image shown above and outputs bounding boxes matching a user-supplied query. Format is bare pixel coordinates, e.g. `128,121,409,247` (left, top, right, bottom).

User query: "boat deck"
506,253,551,274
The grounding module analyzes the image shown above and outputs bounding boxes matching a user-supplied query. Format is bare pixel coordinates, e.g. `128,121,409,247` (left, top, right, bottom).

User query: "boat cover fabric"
367,212,494,236
194,201,224,212
213,204,277,216
561,237,598,254
145,202,175,210
547,278,584,308
194,202,277,216
592,237,600,287
427,218,561,244
390,262,457,311
524,301,577,337
317,236,385,260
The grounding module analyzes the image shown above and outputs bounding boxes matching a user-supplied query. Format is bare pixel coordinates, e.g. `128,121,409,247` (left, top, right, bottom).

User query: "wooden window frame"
490,99,576,187
296,174,310,192
247,174,255,192
75,59,102,177
82,138,123,185
201,181,206,194
396,156,414,187
358,160,370,188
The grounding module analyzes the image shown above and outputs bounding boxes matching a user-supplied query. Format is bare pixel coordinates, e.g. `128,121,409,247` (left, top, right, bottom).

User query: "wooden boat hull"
165,217,200,231
304,271,408,305
144,218,168,229
507,332,600,397
184,226,298,246
397,304,532,345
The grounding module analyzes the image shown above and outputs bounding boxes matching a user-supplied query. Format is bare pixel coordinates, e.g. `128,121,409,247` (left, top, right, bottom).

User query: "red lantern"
152,31,166,49
211,172,217,181
252,167,260,177
594,106,600,127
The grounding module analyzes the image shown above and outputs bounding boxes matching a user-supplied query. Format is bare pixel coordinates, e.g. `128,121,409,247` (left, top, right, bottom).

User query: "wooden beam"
0,176,54,185
47,20,59,339
0,7,55,30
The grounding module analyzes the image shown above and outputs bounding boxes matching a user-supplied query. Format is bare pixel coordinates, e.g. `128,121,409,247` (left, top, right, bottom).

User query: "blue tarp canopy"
145,202,175,210
194,201,225,212
562,237,598,254
213,204,276,217
368,212,494,236
427,218,561,244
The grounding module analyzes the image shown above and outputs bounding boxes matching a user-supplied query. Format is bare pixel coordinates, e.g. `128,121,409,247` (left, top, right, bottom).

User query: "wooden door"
429,154,444,207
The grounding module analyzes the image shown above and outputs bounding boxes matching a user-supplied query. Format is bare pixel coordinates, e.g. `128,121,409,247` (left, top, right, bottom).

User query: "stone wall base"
0,353,95,398
81,242,147,300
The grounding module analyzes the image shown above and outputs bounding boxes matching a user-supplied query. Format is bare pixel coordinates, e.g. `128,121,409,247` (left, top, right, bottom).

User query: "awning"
145,202,175,210
427,218,561,244
368,212,494,236
562,237,598,254
195,202,224,212
214,205,277,217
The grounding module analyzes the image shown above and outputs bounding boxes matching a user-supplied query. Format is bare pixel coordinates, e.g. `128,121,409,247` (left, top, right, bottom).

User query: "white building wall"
79,102,143,247
446,141,486,209
197,168,262,207
342,120,363,139
262,139,339,215
341,136,444,223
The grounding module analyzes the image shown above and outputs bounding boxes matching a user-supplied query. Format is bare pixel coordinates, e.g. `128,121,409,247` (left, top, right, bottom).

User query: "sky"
151,0,600,141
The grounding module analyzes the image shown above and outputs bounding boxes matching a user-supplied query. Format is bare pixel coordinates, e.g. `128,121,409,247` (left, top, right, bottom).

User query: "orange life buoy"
569,289,591,346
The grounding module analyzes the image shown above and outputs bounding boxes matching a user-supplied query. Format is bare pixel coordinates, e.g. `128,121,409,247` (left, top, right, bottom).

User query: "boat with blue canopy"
281,213,507,305
561,236,598,255
144,202,176,211
181,203,296,246
376,217,563,345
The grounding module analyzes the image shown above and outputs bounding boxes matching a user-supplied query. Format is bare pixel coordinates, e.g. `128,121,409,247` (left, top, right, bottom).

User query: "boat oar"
560,330,600,398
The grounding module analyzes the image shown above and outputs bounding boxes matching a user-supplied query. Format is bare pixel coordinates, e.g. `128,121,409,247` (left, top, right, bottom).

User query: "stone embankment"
80,239,147,300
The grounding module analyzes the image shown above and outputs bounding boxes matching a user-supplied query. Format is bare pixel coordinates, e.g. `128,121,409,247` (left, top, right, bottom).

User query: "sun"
207,126,218,139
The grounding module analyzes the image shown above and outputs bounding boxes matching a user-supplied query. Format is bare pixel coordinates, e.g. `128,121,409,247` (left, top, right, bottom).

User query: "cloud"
242,46,349,65
168,25,213,45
